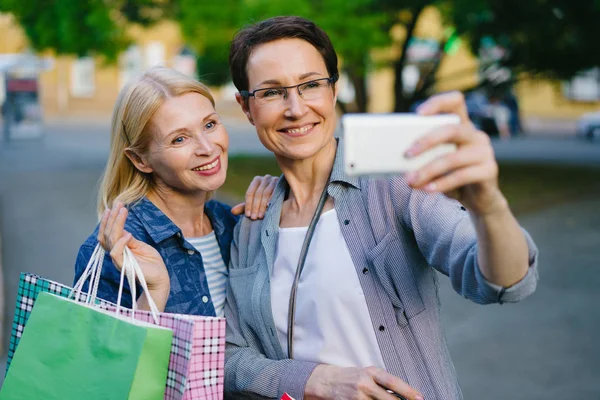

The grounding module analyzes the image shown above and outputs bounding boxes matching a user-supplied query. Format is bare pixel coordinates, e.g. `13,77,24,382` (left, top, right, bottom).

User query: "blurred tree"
444,0,600,80
0,0,128,60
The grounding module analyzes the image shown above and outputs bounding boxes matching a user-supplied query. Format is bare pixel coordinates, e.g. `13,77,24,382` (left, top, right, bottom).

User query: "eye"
204,120,217,131
171,136,186,145
304,80,322,89
261,88,284,98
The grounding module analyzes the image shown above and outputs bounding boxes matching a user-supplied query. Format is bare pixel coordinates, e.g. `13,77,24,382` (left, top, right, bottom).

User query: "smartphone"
342,113,460,176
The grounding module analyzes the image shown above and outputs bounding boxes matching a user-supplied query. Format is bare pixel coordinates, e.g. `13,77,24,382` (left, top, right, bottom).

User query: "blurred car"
576,111,600,140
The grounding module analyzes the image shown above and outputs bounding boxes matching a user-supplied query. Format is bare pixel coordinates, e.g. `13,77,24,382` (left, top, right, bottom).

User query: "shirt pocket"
227,262,261,324
368,230,425,328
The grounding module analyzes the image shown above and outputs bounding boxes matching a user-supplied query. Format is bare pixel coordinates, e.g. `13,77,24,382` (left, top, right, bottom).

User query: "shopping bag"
6,243,226,400
0,291,173,399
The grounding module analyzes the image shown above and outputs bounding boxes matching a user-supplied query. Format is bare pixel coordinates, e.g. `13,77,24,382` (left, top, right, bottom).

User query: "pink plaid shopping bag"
98,303,226,400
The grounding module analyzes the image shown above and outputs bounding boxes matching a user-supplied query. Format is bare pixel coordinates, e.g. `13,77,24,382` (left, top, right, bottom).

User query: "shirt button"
344,219,350,225
187,249,194,255
362,267,369,274
202,296,209,303
176,232,182,238
379,325,385,332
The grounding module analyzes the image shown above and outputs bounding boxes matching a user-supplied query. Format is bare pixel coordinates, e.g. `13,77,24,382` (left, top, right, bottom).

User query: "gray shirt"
224,139,539,400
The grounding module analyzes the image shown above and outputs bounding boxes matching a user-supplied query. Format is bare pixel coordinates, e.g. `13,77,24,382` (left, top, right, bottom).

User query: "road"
0,119,599,397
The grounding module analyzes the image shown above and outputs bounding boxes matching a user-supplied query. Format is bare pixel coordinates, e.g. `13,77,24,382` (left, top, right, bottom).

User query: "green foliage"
176,0,393,86
442,0,600,79
1,0,129,60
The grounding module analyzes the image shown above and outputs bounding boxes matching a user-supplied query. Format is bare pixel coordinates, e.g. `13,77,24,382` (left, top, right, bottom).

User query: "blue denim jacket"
73,197,238,316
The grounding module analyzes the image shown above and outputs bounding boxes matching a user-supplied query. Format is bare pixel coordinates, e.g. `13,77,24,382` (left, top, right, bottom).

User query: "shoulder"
206,199,240,228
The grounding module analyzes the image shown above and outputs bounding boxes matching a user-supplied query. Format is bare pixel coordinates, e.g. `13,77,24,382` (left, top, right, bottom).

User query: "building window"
70,57,95,98
145,41,165,68
562,68,600,102
119,45,143,89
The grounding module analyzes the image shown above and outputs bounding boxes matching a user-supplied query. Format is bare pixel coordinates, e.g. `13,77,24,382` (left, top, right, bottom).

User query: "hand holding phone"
342,113,460,176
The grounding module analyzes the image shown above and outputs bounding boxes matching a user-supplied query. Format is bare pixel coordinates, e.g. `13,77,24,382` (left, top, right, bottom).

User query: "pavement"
0,118,599,397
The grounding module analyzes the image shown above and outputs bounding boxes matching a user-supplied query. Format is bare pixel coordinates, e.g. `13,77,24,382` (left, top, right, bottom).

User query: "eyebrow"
255,72,323,88
164,112,219,139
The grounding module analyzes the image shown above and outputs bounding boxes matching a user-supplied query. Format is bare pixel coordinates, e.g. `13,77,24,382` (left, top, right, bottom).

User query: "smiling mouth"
280,123,316,135
192,157,220,171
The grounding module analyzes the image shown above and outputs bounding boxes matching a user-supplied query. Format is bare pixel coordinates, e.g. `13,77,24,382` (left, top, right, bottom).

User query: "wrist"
305,364,331,400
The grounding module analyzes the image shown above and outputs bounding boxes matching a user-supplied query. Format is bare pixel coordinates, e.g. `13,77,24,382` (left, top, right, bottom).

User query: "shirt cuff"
475,228,539,304
278,360,319,400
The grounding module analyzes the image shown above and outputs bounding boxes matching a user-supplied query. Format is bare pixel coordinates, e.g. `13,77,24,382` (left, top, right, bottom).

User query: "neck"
146,186,210,237
276,137,337,211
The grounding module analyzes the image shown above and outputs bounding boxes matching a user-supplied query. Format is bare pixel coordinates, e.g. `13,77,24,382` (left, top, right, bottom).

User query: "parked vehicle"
576,111,600,141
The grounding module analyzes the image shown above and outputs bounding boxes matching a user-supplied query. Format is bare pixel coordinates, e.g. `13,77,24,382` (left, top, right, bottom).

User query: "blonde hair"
98,66,215,216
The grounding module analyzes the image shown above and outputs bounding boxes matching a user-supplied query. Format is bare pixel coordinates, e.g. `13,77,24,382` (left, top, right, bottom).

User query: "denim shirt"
74,197,239,316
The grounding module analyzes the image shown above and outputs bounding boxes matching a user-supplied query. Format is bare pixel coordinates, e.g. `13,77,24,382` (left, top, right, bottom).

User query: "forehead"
246,38,327,87
151,92,214,135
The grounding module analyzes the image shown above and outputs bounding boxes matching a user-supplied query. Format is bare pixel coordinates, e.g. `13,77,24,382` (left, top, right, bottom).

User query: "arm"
403,92,537,302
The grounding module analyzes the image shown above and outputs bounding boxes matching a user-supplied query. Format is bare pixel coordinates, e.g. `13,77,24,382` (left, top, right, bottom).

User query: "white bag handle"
71,243,105,303
71,243,161,324
116,246,160,324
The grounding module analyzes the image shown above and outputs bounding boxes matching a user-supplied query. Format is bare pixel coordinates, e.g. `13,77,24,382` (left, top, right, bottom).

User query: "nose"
193,133,214,156
283,88,308,119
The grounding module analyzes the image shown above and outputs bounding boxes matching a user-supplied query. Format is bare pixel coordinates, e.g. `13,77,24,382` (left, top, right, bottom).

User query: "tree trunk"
393,5,426,112
347,68,368,113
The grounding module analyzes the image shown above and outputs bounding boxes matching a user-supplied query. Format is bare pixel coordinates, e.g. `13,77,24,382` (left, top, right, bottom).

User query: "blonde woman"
73,67,276,317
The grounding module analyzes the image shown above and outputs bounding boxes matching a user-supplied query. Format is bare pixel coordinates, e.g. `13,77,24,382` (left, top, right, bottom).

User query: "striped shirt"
224,138,539,400
188,231,228,317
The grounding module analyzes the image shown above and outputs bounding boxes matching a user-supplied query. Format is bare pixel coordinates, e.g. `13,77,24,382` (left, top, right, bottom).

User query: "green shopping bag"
0,291,173,400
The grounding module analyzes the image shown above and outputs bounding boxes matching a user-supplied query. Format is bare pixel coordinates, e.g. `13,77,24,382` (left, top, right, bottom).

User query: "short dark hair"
229,16,339,92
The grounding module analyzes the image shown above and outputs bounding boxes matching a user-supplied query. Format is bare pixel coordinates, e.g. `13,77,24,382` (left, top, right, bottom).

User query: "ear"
235,93,255,126
124,148,153,174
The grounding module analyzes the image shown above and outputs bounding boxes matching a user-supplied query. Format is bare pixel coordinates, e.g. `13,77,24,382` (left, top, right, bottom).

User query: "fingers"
370,368,423,400
419,162,498,195
244,176,263,218
405,122,484,160
99,203,129,252
231,203,245,216
248,175,273,220
108,232,132,270
406,143,493,190
416,90,469,123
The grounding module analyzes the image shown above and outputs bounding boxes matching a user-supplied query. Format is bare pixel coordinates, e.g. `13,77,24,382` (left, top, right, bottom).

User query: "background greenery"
2,0,600,112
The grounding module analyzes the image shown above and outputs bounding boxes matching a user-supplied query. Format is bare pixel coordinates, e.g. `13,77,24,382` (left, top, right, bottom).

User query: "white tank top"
271,208,386,368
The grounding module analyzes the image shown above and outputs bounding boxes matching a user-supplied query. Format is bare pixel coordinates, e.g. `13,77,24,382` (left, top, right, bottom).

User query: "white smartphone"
342,113,460,176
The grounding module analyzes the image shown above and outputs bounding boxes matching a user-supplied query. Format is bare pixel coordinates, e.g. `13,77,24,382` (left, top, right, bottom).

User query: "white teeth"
193,158,219,171
286,125,313,134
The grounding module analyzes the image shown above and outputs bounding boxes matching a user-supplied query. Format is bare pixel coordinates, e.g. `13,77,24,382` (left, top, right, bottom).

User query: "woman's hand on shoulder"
231,174,279,220
404,91,508,217
98,203,170,294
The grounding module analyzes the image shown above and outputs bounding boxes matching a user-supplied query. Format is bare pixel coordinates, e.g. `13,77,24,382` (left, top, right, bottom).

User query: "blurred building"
0,8,599,123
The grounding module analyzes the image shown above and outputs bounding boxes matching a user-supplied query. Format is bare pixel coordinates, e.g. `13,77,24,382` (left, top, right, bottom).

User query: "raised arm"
403,91,537,301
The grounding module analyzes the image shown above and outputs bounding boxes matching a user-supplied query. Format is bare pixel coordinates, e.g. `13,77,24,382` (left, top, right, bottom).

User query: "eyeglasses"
240,75,338,107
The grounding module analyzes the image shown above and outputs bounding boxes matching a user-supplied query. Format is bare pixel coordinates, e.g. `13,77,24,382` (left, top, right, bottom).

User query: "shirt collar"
330,137,360,189
128,197,181,244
